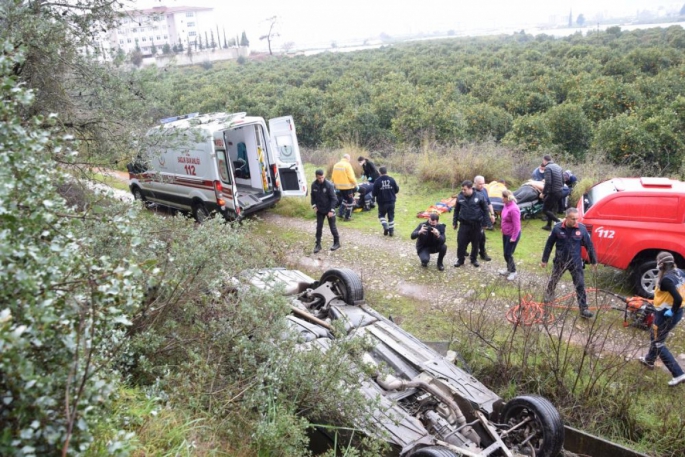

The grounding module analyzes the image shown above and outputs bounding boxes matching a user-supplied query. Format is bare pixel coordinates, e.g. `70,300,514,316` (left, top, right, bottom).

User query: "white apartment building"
102,5,222,57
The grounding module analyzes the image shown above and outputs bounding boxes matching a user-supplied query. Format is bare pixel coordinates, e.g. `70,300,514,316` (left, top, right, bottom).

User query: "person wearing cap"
357,156,380,183
638,251,685,386
559,169,578,212
331,154,358,221
310,169,340,253
541,207,597,318
372,166,399,236
411,213,447,271
540,154,564,231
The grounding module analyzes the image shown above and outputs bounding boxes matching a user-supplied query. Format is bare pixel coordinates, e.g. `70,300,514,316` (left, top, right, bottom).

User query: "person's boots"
388,229,394,237
313,243,322,254
330,239,341,251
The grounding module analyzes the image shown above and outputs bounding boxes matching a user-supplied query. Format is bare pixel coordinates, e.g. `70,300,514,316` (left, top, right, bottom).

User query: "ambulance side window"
216,150,232,184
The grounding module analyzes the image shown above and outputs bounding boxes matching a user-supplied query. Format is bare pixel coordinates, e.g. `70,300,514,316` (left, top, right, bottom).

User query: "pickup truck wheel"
319,268,364,305
409,447,457,457
633,260,658,299
501,395,564,457
192,203,210,223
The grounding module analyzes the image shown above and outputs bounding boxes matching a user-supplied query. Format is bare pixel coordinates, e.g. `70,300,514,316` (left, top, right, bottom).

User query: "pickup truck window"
585,180,617,211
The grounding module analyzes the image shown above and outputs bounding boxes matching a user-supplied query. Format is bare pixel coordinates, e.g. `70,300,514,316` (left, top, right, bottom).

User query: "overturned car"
245,268,564,457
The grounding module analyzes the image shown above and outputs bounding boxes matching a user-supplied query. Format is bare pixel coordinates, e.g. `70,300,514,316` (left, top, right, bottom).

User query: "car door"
268,116,307,196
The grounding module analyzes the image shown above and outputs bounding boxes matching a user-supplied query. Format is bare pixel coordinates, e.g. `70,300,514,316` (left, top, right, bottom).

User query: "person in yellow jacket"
331,154,358,221
638,251,685,386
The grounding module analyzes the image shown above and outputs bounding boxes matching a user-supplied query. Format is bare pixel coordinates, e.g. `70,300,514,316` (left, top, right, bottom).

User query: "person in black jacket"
452,180,488,267
541,208,597,318
411,213,447,271
311,169,340,253
540,154,564,230
372,166,399,236
358,156,380,183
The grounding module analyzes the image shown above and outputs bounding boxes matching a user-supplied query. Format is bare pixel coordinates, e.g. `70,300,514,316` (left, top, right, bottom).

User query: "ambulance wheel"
132,186,144,202
319,269,364,305
193,203,210,223
633,260,658,299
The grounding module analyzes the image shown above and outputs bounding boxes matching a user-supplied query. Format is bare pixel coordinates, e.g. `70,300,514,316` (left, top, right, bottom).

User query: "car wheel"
319,268,364,305
409,446,457,457
501,395,564,457
193,202,210,223
633,260,658,299
132,187,144,201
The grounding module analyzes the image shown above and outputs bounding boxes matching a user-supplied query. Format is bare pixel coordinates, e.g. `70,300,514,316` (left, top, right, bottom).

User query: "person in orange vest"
331,154,358,221
638,251,685,386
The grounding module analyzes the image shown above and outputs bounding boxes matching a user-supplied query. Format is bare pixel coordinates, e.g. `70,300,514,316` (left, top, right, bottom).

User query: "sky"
130,0,683,50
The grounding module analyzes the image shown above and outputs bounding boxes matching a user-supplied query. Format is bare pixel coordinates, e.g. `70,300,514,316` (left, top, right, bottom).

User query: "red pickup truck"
577,177,685,298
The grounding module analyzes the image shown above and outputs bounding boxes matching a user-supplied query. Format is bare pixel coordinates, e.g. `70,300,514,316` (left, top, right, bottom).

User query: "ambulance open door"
268,116,307,196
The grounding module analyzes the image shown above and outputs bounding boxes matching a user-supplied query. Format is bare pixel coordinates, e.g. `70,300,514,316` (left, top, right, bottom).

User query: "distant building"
94,5,233,60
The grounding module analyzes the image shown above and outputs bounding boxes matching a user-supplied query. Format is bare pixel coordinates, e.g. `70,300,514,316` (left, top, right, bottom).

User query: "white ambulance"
128,112,307,221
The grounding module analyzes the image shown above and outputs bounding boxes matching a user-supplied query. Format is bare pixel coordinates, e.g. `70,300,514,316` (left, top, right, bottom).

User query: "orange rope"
506,288,635,326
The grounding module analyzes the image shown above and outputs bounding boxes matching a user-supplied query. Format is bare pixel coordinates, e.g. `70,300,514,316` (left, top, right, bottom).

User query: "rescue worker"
540,154,564,230
638,251,685,386
310,169,340,252
452,180,488,268
540,207,597,318
411,213,447,271
372,166,399,236
531,163,545,181
357,156,380,183
331,154,358,221
474,175,496,260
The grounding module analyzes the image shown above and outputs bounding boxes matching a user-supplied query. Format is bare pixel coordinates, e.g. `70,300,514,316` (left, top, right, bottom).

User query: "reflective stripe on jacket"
331,159,357,190
654,269,685,311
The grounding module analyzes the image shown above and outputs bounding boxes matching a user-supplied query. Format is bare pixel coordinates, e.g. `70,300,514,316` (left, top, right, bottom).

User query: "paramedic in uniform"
540,207,596,319
372,166,399,237
331,154,358,221
638,251,685,386
411,213,447,271
452,180,488,268
311,169,340,253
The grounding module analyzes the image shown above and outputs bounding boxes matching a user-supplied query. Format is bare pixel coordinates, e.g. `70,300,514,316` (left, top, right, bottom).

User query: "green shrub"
0,43,143,455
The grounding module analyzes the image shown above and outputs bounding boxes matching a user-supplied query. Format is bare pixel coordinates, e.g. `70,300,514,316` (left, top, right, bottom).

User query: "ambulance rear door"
268,116,307,196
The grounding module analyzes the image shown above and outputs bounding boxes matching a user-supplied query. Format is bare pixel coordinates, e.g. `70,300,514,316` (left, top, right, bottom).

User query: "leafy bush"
0,44,143,456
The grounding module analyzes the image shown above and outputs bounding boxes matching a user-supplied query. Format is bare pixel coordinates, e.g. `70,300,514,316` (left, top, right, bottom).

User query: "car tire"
501,395,564,457
192,202,210,223
633,259,658,299
132,186,144,202
319,268,364,305
409,446,457,457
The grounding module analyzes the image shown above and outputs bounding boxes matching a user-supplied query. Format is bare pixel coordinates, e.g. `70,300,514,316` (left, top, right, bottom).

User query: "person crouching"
411,213,447,271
